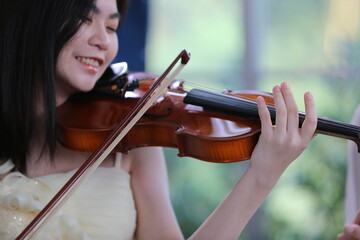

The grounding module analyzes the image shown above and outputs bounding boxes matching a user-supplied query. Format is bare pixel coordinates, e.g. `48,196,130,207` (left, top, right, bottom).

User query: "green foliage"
147,0,360,239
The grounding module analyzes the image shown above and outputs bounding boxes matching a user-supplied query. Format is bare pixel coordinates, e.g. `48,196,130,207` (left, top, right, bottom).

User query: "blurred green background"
144,0,360,239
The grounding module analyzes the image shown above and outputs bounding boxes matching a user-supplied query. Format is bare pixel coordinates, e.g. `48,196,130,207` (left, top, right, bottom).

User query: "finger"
336,232,345,240
345,224,360,239
280,82,299,134
300,91,317,143
273,85,287,134
353,210,360,224
257,96,273,136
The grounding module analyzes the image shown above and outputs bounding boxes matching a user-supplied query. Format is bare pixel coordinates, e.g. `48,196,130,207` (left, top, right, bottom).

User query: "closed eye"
107,27,117,32
80,16,93,23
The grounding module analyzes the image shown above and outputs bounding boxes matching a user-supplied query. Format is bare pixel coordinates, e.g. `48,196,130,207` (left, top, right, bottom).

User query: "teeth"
76,57,100,67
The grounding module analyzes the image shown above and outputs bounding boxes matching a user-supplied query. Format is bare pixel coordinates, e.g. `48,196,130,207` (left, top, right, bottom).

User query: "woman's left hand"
338,210,360,240
248,82,317,182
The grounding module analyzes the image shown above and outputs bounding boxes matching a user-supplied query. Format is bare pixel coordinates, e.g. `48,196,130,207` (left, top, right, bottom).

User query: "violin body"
57,73,275,163
57,71,360,163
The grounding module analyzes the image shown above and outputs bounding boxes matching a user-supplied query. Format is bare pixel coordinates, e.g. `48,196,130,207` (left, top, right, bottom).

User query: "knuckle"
310,117,318,126
258,108,267,119
287,137,307,151
276,108,287,117
260,134,273,144
288,106,299,116
274,136,287,147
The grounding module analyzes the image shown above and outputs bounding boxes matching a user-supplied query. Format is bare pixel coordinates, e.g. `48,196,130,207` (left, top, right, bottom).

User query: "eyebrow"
92,5,121,20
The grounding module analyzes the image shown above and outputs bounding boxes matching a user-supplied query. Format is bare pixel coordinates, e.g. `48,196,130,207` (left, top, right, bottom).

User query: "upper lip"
76,56,104,66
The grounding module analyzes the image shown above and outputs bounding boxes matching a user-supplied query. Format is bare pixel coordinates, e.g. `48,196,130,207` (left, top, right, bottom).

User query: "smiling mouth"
75,56,103,68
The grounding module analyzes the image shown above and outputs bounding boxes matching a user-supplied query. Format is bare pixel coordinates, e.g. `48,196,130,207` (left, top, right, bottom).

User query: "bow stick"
16,49,191,240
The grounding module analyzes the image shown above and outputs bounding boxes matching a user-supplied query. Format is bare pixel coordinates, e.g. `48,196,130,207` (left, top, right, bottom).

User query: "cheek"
109,37,119,61
56,52,67,77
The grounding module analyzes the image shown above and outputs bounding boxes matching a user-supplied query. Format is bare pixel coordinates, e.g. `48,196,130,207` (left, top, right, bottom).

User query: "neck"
184,88,360,151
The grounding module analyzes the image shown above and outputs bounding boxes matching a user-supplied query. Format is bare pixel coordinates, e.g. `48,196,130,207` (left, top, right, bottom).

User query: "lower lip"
78,61,99,74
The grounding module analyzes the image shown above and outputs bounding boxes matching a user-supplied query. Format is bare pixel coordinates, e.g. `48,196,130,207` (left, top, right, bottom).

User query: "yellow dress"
0,157,136,240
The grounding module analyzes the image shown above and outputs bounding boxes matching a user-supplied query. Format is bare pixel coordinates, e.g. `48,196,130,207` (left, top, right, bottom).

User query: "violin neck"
184,88,360,152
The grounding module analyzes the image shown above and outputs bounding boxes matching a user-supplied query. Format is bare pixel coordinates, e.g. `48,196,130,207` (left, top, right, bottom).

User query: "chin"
78,83,97,92
77,75,100,92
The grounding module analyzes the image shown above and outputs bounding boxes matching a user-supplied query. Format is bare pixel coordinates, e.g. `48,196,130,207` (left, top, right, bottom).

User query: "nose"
88,25,110,50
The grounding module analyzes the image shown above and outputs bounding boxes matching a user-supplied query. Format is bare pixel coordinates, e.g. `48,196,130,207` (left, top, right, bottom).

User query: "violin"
18,50,360,239
56,68,360,163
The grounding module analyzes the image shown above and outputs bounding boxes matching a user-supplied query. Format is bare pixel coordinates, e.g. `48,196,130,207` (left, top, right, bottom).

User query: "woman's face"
56,0,120,105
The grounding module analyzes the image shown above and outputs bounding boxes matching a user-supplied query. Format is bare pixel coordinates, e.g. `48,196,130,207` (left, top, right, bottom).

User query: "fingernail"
257,96,265,104
282,82,290,89
305,91,313,100
273,85,281,92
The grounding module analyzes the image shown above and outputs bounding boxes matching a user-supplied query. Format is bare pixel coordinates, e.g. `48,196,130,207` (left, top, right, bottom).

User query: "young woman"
0,0,318,239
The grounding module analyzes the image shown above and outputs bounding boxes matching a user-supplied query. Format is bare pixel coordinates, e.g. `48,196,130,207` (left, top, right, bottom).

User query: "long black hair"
0,0,128,173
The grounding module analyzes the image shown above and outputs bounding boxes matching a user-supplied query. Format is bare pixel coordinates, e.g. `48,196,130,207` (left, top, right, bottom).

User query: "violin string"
136,78,360,134
183,81,278,107
318,117,360,132
187,88,360,140
184,81,226,93
188,83,359,133
134,78,268,105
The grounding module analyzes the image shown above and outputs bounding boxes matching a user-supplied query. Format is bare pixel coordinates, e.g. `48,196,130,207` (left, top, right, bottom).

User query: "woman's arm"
188,82,317,239
130,147,184,240
131,82,317,240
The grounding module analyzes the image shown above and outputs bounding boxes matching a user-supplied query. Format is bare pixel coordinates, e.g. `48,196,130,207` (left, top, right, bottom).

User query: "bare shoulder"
127,148,182,239
124,147,164,167
127,147,172,209
126,147,167,180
